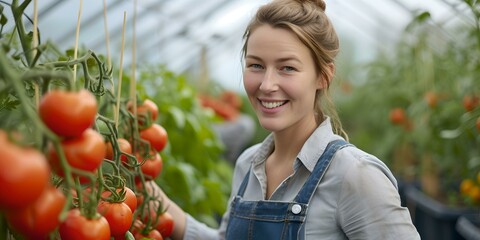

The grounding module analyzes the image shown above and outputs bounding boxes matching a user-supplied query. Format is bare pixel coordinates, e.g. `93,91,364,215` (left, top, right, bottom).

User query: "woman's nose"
259,69,279,92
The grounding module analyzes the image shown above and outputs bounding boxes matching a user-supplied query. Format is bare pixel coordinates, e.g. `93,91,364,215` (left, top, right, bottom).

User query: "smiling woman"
145,0,421,239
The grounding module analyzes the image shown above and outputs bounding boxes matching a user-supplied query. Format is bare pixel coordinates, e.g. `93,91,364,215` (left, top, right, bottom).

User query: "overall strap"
294,139,351,204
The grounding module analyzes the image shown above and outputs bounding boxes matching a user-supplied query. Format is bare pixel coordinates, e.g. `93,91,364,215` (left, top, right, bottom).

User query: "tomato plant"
97,201,133,238
59,208,111,240
39,89,98,138
48,128,106,174
5,186,66,239
1,1,233,237
0,131,51,210
139,123,168,152
156,212,175,238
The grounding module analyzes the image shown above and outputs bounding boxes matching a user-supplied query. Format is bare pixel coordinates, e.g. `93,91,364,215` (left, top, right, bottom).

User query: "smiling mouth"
260,100,288,109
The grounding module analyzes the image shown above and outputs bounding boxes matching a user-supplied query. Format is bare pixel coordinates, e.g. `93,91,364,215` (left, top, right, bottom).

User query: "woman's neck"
270,116,318,164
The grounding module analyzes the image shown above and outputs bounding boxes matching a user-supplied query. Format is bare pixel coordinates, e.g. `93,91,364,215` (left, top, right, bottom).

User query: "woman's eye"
248,64,263,69
282,66,296,72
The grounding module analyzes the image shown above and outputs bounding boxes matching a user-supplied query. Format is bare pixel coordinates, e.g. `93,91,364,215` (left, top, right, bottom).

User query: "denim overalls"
225,140,351,240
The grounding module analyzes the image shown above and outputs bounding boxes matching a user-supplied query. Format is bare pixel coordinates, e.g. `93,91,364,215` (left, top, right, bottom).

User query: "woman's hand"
144,181,187,240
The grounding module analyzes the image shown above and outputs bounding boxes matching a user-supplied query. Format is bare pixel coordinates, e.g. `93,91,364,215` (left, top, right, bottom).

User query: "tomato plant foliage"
0,1,234,239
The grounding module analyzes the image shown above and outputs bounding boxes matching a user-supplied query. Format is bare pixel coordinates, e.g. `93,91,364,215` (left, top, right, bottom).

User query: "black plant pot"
396,177,419,207
456,214,480,240
405,185,477,240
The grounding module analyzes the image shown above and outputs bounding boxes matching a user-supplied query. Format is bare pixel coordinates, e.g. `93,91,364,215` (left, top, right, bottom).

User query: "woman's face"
243,24,323,133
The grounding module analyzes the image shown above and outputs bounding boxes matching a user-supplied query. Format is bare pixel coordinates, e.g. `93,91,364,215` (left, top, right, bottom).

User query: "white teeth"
261,101,286,109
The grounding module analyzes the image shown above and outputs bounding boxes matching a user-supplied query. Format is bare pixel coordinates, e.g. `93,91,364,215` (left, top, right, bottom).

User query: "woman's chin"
258,119,284,132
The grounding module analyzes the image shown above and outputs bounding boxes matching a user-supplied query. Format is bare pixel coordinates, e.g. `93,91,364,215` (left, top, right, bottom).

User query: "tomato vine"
0,1,174,239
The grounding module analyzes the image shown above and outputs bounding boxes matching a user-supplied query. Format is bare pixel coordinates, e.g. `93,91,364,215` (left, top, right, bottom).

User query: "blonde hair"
242,0,348,140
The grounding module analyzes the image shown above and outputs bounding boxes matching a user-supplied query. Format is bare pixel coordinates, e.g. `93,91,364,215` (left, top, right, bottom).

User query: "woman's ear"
317,63,335,89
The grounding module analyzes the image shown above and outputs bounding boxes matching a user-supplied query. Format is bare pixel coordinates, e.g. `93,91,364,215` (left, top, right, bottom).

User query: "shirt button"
291,204,302,214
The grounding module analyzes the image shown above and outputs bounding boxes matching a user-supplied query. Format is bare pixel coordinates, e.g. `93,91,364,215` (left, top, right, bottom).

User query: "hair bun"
315,0,326,11
296,0,326,11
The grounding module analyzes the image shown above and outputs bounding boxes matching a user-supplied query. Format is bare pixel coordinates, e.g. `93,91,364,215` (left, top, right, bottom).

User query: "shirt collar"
297,117,341,172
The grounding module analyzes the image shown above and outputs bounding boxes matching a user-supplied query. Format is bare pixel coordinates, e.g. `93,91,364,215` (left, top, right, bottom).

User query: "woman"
149,0,420,239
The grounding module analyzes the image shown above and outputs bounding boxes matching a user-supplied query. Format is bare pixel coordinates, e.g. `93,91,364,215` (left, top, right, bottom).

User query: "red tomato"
97,201,133,238
5,186,66,239
134,205,163,239
59,208,111,240
128,99,159,127
105,138,132,163
39,89,97,138
134,229,163,240
0,131,50,209
136,151,163,180
101,186,137,213
389,107,406,125
220,90,242,109
140,124,168,152
48,129,106,174
130,219,163,240
198,95,239,121
156,212,175,238
424,91,438,108
130,219,145,236
463,95,479,112
138,99,159,122
124,187,138,213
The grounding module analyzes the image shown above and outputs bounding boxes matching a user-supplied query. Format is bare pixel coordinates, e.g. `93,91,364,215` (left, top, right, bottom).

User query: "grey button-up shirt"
184,118,420,239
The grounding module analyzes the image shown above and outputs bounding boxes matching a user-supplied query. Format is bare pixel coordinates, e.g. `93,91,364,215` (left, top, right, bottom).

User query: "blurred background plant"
336,0,480,207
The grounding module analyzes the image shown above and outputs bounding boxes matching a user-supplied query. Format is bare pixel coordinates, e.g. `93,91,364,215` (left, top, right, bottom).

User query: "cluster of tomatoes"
460,172,480,205
0,88,173,239
198,90,243,121
389,93,480,132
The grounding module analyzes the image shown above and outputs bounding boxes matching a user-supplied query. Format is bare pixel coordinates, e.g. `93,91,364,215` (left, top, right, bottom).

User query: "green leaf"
185,113,202,134
168,106,185,128
0,93,20,112
86,56,96,67
415,11,431,23
405,11,431,31
0,14,7,26
65,49,75,57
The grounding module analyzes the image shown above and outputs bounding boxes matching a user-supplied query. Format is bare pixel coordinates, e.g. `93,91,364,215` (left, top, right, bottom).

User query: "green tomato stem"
11,0,34,67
